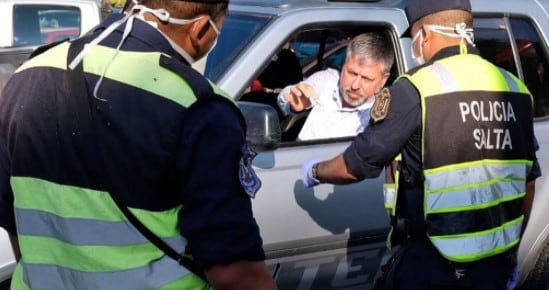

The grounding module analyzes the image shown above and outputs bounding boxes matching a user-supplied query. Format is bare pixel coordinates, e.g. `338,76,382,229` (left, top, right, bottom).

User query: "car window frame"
474,14,549,120
239,23,401,145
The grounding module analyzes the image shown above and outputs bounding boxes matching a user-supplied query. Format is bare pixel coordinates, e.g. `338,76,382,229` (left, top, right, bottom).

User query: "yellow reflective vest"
6,39,235,289
388,53,535,263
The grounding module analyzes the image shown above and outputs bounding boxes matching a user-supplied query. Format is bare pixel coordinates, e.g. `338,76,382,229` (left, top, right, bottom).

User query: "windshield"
204,12,271,81
13,5,81,47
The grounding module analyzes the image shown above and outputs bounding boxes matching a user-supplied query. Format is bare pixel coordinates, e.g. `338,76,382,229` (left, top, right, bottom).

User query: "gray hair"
346,32,394,74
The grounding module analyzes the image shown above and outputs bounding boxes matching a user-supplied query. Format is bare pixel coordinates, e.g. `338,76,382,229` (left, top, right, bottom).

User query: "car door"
471,9,549,288
209,6,410,289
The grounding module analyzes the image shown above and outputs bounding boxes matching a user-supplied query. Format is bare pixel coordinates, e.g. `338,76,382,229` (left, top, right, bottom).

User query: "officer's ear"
189,16,212,50
421,24,432,44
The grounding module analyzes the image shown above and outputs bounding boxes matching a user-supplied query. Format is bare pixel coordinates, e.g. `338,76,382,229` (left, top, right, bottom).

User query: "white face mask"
427,22,475,46
200,18,221,60
133,4,221,64
68,1,221,100
411,29,425,65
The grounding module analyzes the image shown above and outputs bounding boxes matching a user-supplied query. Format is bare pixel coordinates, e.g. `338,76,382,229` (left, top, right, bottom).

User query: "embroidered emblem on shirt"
370,87,391,123
239,143,262,198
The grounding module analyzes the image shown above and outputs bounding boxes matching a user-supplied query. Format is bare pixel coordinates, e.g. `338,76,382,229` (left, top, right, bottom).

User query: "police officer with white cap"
299,0,541,289
0,0,278,289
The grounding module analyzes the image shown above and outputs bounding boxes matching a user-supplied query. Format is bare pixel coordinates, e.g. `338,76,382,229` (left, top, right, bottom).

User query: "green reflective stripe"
129,206,181,237
403,54,533,262
498,68,519,92
19,235,166,271
424,161,528,192
159,273,211,290
18,258,202,290
436,55,514,93
429,63,458,92
84,45,197,107
404,68,445,97
430,218,522,262
12,177,181,237
425,179,524,213
410,54,528,97
212,84,233,102
383,185,396,210
10,264,30,290
16,43,234,108
16,208,147,245
15,209,186,248
12,177,122,221
496,67,530,94
16,42,70,72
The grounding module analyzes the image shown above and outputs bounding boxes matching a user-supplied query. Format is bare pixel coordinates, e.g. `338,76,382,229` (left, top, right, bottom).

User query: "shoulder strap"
66,38,206,280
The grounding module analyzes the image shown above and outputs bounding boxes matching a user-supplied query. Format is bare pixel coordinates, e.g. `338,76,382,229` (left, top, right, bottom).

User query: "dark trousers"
377,236,516,290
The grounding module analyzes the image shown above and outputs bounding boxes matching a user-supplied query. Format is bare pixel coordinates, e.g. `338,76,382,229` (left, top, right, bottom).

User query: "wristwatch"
312,163,319,180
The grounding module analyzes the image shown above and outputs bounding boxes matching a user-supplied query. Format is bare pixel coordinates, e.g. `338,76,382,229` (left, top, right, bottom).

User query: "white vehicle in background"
0,0,101,91
0,229,14,287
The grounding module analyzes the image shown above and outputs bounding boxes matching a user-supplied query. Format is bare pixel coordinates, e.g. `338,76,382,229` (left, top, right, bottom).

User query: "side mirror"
238,101,281,151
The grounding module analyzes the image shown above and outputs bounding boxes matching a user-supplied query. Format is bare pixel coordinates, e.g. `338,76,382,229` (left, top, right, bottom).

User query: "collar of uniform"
94,13,190,65
407,44,480,74
430,44,480,62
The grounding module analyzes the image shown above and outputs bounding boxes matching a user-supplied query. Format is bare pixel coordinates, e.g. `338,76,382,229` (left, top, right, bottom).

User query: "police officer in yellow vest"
0,0,278,289
299,0,541,289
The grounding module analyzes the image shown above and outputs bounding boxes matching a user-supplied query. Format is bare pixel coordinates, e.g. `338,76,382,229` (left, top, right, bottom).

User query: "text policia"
459,100,517,150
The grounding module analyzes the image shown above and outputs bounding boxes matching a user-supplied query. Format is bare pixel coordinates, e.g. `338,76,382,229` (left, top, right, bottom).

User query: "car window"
205,12,272,82
475,16,549,118
239,25,397,143
291,29,349,76
13,5,81,47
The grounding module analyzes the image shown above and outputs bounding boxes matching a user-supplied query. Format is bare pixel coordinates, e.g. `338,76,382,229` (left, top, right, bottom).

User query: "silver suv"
205,0,549,289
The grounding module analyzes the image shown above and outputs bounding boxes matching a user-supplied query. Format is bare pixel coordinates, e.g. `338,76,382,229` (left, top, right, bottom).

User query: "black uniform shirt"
343,45,541,221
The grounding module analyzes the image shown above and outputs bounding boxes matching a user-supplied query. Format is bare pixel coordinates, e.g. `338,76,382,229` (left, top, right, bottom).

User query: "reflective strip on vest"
11,176,203,289
430,218,522,261
401,53,533,262
10,42,213,289
425,161,527,212
383,184,397,212
383,155,401,216
384,156,401,249
16,42,232,107
10,41,237,289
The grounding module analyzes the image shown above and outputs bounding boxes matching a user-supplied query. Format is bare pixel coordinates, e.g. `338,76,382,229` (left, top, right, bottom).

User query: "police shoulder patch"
239,143,262,198
370,87,391,123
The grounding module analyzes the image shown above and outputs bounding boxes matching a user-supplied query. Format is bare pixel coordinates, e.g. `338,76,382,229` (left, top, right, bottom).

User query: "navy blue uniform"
0,13,264,272
344,46,541,290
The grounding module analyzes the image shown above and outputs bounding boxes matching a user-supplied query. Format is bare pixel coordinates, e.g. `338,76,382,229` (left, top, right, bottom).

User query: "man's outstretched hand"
301,159,321,188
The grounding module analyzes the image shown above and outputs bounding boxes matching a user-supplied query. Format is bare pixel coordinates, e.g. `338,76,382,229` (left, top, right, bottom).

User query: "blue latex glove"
301,159,321,187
